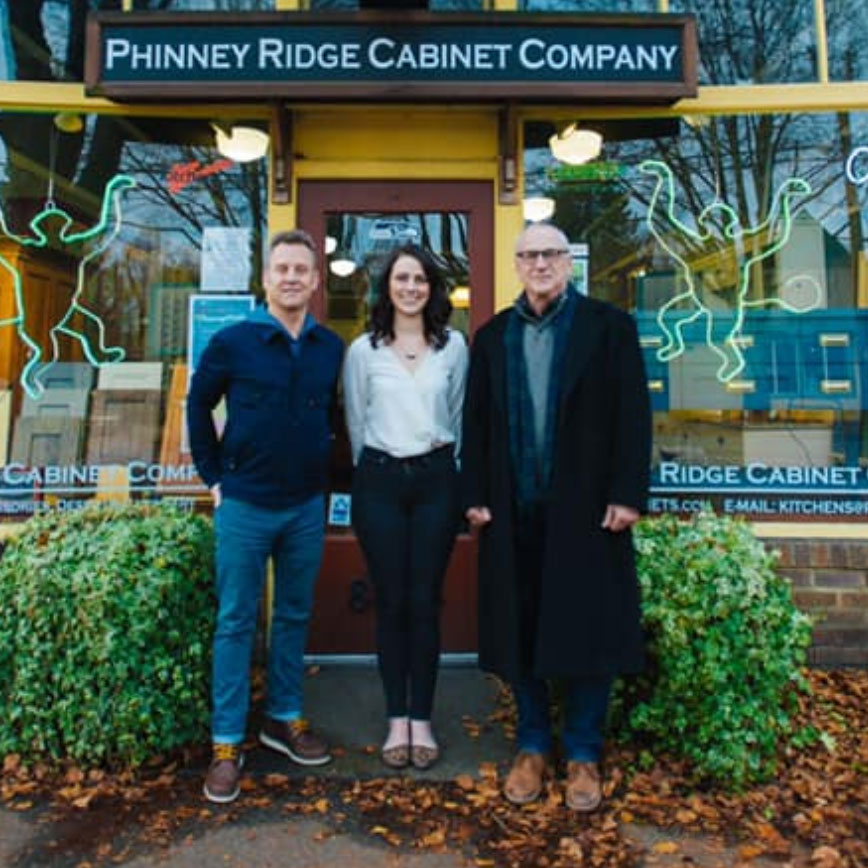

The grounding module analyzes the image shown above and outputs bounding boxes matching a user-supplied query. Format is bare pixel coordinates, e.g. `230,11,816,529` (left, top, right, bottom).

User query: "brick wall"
766,539,868,666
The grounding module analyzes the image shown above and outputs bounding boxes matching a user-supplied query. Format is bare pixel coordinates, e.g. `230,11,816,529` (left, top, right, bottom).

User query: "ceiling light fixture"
324,235,338,255
329,257,357,277
549,124,603,165
212,124,269,162
449,286,470,309
522,196,556,223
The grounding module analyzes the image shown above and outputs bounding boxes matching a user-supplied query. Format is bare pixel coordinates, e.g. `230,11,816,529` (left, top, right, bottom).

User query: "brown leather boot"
203,744,244,804
503,751,547,805
565,761,602,812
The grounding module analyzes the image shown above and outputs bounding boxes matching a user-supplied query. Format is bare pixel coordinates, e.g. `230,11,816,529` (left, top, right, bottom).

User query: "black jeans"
352,445,460,719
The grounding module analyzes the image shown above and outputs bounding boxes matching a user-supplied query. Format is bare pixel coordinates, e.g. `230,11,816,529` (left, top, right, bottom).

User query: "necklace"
393,335,425,361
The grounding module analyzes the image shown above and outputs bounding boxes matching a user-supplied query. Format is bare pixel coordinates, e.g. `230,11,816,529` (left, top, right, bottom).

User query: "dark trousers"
512,503,613,762
352,446,459,719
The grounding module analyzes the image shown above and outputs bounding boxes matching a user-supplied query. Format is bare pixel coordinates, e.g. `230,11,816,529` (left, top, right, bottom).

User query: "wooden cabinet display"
20,388,90,419
97,361,163,391
0,390,11,465
158,363,205,492
11,417,85,466
0,243,83,392
86,391,162,465
35,362,94,392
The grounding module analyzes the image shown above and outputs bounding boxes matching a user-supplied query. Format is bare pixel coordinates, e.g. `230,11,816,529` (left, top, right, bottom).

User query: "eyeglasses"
515,248,568,263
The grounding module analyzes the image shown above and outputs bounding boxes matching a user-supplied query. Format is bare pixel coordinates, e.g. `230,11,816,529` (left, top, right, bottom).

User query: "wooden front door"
299,180,494,654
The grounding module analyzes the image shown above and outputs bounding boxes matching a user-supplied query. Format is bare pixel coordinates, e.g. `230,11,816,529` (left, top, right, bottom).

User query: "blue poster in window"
187,294,256,379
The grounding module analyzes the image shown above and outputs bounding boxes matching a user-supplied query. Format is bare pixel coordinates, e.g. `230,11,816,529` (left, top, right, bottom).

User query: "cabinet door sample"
86,391,162,465
11,417,85,466
21,389,90,419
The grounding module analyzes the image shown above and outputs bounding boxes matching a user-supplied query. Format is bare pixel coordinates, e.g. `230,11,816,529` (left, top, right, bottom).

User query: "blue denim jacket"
187,306,344,509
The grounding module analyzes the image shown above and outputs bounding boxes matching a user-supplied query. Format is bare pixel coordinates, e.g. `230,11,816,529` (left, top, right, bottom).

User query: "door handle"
349,577,372,614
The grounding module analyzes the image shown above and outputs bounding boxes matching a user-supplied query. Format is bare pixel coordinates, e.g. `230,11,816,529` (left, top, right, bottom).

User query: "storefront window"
825,0,868,81
0,1,277,82
520,0,656,10
0,112,267,519
306,0,486,8
132,1,275,7
670,0,816,84
1,1,118,82
524,111,868,520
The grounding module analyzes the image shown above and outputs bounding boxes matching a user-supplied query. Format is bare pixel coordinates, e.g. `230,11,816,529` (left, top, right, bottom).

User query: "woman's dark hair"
368,244,452,350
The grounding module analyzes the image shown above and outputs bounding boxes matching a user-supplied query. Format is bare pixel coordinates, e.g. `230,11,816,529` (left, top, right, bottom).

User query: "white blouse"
343,329,469,464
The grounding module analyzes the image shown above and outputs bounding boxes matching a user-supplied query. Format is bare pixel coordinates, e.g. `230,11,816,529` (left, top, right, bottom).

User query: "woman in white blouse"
343,244,468,771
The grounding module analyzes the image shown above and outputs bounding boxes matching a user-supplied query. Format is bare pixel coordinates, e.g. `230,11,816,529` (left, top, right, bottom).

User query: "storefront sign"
86,12,697,101
650,461,868,519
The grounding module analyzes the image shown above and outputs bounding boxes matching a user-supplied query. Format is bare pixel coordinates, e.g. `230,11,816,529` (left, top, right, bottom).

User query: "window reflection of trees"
521,0,654,11
826,0,868,82
0,115,267,362
132,1,275,9
671,0,815,85
528,109,868,312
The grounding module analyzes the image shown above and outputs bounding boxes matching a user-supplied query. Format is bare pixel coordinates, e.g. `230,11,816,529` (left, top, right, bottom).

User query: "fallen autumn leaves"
1,669,866,868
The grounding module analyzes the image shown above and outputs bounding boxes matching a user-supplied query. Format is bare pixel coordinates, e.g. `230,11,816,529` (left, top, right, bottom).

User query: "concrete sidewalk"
255,662,512,781
1,665,510,868
1,665,799,868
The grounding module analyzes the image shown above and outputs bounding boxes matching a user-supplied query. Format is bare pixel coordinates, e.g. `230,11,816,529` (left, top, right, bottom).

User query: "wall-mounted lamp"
324,235,338,255
54,112,84,134
449,286,470,309
549,124,603,165
212,124,269,162
522,196,556,223
329,257,357,277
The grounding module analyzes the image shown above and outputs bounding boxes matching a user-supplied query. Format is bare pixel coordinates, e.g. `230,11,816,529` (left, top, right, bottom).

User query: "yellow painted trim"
4,83,868,120
752,523,868,540
267,199,297,236
0,83,271,118
275,0,303,8
495,204,524,311
814,0,829,84
492,0,518,9
294,160,495,179
519,83,868,119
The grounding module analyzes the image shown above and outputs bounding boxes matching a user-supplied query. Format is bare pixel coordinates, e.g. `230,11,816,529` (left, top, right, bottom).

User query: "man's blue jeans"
212,495,324,744
512,674,613,763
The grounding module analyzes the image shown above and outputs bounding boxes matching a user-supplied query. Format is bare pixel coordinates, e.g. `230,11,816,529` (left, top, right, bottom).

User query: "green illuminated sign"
0,174,136,399
546,162,624,183
639,160,820,383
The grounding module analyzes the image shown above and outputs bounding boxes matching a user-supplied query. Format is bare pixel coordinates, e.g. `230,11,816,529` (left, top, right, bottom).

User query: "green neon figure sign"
639,160,821,383
0,173,136,398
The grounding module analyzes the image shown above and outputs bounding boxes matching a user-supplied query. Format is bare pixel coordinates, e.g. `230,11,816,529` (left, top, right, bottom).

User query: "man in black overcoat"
461,222,651,812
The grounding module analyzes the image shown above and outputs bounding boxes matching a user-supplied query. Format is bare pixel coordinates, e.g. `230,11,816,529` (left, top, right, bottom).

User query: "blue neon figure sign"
639,160,821,383
0,174,136,398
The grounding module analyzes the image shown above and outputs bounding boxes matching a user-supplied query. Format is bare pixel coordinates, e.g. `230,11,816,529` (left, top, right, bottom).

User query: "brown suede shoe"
565,761,602,813
203,744,244,804
259,717,332,766
503,751,547,805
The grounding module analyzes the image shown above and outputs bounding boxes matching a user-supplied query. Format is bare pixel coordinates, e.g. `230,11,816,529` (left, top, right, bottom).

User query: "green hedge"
0,503,215,767
615,510,814,788
0,504,813,782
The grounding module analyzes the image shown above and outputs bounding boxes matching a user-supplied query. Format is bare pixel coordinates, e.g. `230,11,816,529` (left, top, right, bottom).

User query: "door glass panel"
322,210,471,514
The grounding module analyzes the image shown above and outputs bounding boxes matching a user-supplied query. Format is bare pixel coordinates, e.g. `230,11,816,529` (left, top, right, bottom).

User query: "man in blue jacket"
188,229,344,804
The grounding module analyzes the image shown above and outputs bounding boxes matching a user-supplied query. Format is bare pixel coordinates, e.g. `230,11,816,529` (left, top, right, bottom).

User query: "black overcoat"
461,293,651,681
